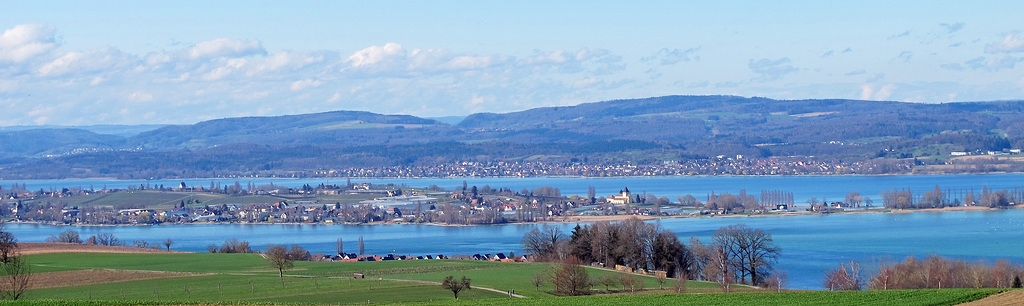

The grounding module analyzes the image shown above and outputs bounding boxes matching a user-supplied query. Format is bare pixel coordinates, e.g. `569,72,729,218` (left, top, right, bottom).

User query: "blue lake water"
7,173,1024,204
7,209,1023,290
4,174,1024,290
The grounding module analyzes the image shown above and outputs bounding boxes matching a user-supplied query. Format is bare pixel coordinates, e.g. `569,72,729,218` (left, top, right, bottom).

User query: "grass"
15,252,1008,305
431,289,1009,306
24,274,506,304
27,253,270,274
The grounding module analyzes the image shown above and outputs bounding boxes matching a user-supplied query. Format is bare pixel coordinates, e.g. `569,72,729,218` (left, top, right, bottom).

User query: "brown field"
18,242,189,255
4,269,202,290
959,289,1024,306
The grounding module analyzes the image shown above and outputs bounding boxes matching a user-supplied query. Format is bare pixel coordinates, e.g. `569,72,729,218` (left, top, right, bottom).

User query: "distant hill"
3,95,1024,178
0,129,124,159
0,124,164,137
127,110,458,150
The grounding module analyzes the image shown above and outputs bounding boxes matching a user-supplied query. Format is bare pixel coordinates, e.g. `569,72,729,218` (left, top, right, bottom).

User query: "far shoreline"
5,170,1024,182
10,205,1020,228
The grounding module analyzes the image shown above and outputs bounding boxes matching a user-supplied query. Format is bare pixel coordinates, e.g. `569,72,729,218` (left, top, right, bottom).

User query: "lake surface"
5,174,1024,289
7,173,1024,204
8,209,1023,290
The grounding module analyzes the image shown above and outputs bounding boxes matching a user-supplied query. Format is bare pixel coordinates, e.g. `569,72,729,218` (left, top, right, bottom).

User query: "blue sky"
2,1,1023,126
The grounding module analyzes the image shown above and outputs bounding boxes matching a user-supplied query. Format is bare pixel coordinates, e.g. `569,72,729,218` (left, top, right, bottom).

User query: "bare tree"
0,225,16,264
0,223,28,300
552,257,590,296
673,271,688,293
441,275,471,299
521,225,566,261
286,244,310,261
712,224,780,286
265,244,293,277
764,270,787,292
620,273,636,294
46,229,82,244
163,239,173,251
532,272,546,291
599,274,617,291
1,255,30,300
823,261,863,291
87,233,123,246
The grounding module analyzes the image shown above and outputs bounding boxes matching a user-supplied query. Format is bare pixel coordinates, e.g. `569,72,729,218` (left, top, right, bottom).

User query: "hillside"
2,95,1024,178
128,110,458,150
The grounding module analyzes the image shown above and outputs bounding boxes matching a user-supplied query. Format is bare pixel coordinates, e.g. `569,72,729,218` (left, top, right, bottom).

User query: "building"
607,187,632,205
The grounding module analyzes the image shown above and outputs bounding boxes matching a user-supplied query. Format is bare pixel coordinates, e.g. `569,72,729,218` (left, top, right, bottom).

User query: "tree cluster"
688,224,781,288
207,238,252,253
882,185,1022,209
824,255,1024,290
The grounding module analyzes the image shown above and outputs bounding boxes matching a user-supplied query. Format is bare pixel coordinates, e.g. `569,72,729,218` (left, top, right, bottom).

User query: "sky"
2,1,1024,126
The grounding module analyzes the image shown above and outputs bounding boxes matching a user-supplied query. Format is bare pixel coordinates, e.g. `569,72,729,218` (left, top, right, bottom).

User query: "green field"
9,252,1009,305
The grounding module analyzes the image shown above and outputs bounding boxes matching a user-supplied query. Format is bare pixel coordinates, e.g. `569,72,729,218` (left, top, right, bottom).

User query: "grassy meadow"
4,251,1010,305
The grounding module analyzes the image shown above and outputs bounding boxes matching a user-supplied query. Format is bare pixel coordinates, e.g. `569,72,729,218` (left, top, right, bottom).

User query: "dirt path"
958,289,1024,306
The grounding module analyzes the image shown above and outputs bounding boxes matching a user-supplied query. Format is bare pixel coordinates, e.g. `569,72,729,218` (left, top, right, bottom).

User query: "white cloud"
128,91,154,102
202,58,247,80
985,32,1024,53
251,51,324,74
643,47,700,65
187,38,266,59
37,52,84,76
748,58,797,81
940,22,965,34
290,79,322,91
347,43,405,68
37,48,132,77
860,84,896,100
0,24,58,63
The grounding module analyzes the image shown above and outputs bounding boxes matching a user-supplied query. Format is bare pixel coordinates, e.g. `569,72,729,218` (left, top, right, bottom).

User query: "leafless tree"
532,272,546,291
441,275,471,299
265,244,293,277
620,273,636,294
599,274,617,291
713,224,780,286
163,239,173,251
824,261,863,291
87,233,123,246
521,225,566,261
673,271,688,293
46,229,82,244
0,223,28,300
765,270,787,292
552,257,590,296
0,226,16,264
1,255,30,300
286,244,310,261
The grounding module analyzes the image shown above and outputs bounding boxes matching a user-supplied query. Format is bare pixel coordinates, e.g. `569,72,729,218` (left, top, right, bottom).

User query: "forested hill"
128,110,455,150
3,95,1024,178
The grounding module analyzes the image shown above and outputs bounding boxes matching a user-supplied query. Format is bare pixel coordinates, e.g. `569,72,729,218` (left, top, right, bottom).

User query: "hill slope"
3,95,1024,178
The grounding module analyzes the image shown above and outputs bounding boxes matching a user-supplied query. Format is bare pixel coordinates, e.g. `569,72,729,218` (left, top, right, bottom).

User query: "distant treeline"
824,255,1023,290
880,185,1023,209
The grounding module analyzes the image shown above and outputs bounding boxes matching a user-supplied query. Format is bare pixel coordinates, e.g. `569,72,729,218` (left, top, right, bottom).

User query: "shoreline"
5,171,1024,182
12,205,1019,228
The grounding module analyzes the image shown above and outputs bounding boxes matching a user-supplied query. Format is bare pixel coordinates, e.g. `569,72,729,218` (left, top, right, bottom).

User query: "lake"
7,173,1024,204
4,174,1024,289
7,209,1023,290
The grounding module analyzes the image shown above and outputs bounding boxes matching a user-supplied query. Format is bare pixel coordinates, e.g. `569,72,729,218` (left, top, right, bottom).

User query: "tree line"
824,255,1023,291
522,219,781,295
881,185,1024,209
